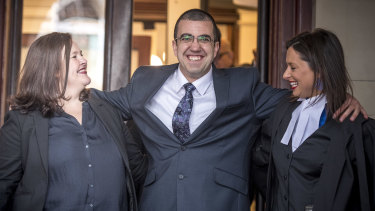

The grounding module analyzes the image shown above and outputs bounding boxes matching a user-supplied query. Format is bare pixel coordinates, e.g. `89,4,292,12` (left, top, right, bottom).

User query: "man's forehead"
178,19,212,25
177,20,214,34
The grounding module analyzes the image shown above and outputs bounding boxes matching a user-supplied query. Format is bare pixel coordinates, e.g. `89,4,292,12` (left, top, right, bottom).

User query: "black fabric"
126,120,148,201
45,102,127,211
271,122,330,211
0,96,139,211
262,95,375,211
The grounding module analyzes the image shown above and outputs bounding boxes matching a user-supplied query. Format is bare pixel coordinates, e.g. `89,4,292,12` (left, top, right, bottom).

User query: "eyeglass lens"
178,34,212,44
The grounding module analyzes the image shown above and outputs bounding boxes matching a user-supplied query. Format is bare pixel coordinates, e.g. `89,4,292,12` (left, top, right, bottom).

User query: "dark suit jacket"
0,96,138,211
263,96,375,211
92,63,288,211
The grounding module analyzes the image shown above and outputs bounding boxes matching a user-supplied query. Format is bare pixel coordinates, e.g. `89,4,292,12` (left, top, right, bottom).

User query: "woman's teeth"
290,81,298,89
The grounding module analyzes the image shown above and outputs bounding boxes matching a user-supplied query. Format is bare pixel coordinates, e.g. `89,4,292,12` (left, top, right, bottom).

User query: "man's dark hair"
174,9,221,43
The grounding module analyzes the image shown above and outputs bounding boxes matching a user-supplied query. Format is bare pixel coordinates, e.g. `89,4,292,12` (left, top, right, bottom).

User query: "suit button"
286,153,290,159
284,175,287,180
178,174,184,180
181,146,186,151
284,195,288,200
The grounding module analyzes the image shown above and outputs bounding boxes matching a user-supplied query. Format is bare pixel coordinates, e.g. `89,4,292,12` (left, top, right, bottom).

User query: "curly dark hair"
10,32,89,117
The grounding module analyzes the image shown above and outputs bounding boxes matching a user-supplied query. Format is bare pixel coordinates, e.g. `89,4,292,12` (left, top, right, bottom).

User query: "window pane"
22,0,105,89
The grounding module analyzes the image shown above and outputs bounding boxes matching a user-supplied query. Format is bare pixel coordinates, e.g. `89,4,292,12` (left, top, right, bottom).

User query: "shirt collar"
173,65,213,96
280,94,327,149
297,95,327,110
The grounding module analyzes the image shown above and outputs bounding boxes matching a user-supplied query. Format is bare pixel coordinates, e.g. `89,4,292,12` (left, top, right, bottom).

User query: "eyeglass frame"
174,33,216,45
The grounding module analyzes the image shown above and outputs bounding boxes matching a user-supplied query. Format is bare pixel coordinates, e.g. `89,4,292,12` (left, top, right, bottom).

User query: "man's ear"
213,41,220,58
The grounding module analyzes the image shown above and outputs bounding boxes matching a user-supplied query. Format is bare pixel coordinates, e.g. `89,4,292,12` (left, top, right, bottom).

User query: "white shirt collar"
297,95,327,113
281,95,327,152
173,66,213,96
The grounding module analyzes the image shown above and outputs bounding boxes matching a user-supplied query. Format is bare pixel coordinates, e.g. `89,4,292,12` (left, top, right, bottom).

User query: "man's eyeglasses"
175,34,214,44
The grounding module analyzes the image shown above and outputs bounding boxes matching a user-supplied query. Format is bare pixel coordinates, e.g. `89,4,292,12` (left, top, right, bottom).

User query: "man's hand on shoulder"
333,94,368,122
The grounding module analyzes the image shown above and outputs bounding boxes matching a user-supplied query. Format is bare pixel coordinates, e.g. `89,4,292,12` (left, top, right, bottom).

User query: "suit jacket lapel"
314,119,348,210
137,64,230,144
143,64,178,106
273,100,301,144
88,97,132,171
33,112,49,175
188,67,229,142
142,64,182,144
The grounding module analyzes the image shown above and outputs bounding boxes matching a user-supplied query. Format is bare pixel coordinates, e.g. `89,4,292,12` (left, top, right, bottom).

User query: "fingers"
339,103,356,122
332,108,341,119
360,106,369,119
348,105,360,122
338,98,365,122
333,99,350,120
333,95,368,122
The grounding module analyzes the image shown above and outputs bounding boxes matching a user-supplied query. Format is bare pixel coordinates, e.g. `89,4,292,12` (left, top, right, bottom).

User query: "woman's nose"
283,67,291,80
80,56,87,64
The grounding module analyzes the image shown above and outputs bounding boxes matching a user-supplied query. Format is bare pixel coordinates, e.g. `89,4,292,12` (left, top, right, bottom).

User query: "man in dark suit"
92,9,364,211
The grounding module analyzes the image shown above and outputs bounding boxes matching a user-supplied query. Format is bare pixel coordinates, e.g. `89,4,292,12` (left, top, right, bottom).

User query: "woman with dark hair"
265,29,375,210
0,32,139,211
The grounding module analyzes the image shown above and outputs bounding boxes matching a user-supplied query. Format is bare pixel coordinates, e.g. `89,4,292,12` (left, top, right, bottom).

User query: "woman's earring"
316,79,323,91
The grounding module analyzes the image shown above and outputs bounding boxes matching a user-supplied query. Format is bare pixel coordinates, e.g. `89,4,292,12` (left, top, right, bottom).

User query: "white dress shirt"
146,66,216,134
281,95,327,152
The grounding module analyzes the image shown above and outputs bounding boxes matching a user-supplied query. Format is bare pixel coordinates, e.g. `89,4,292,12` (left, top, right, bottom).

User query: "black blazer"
263,96,375,211
0,96,138,211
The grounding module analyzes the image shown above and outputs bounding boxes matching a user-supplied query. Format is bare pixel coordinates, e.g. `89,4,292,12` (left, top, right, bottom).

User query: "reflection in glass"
151,55,163,66
22,0,105,89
